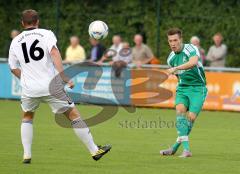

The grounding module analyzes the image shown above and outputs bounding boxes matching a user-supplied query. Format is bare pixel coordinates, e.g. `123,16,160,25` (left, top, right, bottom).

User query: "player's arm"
8,45,21,79
11,68,21,79
167,56,198,75
50,46,74,88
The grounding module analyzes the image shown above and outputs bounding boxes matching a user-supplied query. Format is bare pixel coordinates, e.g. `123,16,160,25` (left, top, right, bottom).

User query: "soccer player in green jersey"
160,28,207,157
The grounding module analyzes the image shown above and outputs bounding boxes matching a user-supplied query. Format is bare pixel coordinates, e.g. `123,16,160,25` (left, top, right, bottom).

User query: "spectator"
64,36,86,63
111,42,132,64
98,35,123,63
132,34,154,68
111,42,132,78
190,36,206,66
206,33,227,67
11,29,20,39
89,38,105,62
4,29,20,58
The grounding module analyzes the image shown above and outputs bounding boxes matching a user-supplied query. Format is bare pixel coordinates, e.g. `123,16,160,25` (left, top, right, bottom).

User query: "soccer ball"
88,20,108,40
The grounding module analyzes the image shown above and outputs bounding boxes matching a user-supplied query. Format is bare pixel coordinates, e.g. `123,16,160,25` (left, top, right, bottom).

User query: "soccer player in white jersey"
8,9,111,164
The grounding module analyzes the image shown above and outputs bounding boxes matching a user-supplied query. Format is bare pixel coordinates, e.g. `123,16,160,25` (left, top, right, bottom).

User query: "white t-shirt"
112,49,132,63
8,28,59,97
107,43,123,60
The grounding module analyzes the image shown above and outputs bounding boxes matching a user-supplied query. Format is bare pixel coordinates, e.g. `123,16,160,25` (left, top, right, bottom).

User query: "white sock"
72,118,98,155
21,120,33,159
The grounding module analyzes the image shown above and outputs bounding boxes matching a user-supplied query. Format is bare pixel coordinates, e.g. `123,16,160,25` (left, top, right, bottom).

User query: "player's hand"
67,80,75,89
166,67,177,75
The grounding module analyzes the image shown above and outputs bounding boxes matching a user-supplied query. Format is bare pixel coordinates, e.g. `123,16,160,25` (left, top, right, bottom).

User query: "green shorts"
175,85,208,115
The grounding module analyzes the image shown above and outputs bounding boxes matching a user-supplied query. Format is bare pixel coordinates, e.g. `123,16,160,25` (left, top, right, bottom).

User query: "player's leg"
65,107,99,154
46,95,111,161
179,86,208,157
186,86,207,135
175,103,192,155
160,88,189,156
169,104,188,154
177,110,196,158
20,96,40,163
65,107,111,161
186,112,196,135
21,111,34,164
160,103,188,156
46,96,99,154
177,110,197,158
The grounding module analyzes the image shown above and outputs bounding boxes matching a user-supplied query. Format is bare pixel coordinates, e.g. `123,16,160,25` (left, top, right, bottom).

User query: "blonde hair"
190,36,200,43
213,32,223,40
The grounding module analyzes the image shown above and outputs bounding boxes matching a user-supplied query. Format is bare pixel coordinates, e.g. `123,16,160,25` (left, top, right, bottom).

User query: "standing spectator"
206,33,227,67
132,34,154,68
64,36,86,63
190,36,206,66
89,38,105,62
4,29,20,58
98,35,123,63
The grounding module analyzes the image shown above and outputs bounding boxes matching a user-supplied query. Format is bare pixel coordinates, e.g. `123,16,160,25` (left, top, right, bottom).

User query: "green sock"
172,142,181,152
182,141,190,151
176,115,190,151
187,120,194,135
176,115,189,136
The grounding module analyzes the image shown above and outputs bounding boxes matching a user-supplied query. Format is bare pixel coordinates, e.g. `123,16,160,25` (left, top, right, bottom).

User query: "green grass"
0,99,240,174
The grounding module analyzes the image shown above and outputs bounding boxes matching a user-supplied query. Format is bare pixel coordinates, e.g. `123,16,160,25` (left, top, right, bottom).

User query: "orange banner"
132,70,240,112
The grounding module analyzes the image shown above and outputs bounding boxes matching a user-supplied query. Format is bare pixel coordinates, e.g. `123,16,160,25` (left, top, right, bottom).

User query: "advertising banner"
1,62,240,111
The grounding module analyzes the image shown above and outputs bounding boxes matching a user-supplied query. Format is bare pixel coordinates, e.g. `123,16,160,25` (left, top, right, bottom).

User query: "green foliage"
0,0,239,67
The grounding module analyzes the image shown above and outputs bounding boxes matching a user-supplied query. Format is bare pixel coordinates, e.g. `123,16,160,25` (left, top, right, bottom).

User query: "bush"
0,0,239,67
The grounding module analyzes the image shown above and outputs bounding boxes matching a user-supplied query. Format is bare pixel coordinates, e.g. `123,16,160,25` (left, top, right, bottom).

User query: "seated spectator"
111,42,132,78
11,29,20,39
206,33,227,67
89,38,105,62
98,35,123,63
190,36,206,66
111,42,132,64
64,36,86,63
132,34,154,68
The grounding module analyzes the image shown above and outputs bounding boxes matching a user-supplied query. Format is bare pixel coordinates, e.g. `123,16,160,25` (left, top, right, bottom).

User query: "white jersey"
8,28,59,97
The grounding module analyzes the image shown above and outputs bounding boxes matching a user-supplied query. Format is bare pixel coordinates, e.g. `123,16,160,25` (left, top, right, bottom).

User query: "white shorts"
21,95,75,114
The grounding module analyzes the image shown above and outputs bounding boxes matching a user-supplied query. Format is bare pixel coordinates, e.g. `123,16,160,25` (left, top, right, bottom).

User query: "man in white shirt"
8,9,111,164
111,42,132,77
98,35,123,64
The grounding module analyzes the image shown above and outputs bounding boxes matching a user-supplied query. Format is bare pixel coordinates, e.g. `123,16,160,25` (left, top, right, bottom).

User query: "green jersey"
167,44,206,86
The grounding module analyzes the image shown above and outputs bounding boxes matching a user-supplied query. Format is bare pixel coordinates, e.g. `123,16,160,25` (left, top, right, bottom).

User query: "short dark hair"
167,28,182,37
22,9,39,25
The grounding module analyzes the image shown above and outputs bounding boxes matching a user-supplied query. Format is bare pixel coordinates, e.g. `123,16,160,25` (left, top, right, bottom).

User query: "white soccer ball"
88,20,108,40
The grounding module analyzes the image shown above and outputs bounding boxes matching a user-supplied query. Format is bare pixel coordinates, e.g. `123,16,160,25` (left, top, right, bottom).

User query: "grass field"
0,99,240,174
